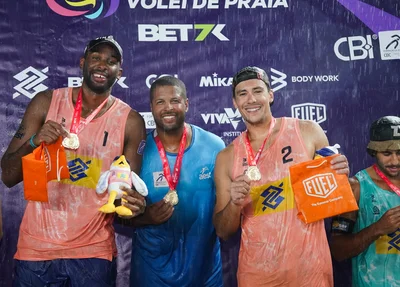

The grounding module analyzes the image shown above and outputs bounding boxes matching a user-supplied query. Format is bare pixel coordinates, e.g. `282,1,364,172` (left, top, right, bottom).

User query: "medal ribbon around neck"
373,164,400,196
154,125,188,191
70,88,109,134
244,117,276,166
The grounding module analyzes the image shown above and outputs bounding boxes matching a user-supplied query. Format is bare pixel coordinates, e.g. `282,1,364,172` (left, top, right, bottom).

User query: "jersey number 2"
282,146,293,164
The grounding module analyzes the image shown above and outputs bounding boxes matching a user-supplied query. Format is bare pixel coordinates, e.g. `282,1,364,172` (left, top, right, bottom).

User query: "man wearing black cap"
213,66,350,286
1,36,146,286
331,116,400,287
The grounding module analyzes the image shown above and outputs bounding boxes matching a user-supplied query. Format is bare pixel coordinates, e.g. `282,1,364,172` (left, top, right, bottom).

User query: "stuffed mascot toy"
96,155,148,216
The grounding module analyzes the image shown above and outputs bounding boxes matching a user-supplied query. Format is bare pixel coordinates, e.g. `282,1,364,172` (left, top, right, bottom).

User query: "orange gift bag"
289,154,358,223
22,136,70,202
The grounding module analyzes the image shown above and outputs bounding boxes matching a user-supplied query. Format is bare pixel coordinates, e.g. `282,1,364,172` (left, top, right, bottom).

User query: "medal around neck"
246,165,261,181
62,133,80,150
164,189,179,206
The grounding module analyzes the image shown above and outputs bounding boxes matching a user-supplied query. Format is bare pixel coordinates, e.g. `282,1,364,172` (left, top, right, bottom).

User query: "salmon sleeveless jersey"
232,117,333,287
15,87,131,261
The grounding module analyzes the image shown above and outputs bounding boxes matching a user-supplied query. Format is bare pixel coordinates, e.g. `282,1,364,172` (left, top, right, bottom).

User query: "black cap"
84,36,123,64
367,116,400,152
232,66,270,93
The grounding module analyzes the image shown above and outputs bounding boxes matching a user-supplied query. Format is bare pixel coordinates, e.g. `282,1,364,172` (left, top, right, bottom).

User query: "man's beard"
154,114,185,132
82,70,117,94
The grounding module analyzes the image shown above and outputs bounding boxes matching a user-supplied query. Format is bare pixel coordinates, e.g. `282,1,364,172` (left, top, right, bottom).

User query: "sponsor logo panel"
378,30,400,60
13,67,49,99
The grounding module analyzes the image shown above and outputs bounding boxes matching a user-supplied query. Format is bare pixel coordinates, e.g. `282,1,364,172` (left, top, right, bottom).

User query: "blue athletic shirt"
130,124,225,287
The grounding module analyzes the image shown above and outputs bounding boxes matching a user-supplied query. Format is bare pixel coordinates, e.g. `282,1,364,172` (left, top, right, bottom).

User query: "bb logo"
260,182,285,211
68,158,92,181
334,35,374,61
303,173,337,198
291,103,326,124
388,229,400,252
13,67,49,99
47,0,119,19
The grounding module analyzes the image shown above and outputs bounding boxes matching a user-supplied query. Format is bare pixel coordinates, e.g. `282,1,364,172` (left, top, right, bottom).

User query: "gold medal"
164,189,179,206
246,166,261,181
62,133,80,150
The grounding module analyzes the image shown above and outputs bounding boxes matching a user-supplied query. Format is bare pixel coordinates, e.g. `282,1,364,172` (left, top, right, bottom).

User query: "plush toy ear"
96,171,111,194
130,171,148,197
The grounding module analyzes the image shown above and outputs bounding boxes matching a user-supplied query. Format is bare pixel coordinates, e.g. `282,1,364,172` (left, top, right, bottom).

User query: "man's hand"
120,186,146,219
141,200,174,225
375,206,400,236
330,154,350,176
230,174,251,206
34,120,69,146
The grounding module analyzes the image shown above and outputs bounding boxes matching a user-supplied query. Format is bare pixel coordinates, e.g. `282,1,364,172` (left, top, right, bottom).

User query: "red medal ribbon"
373,164,400,196
154,125,188,191
244,117,276,166
70,88,109,134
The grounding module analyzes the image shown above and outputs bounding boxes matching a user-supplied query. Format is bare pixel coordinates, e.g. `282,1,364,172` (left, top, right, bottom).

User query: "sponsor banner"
140,112,155,129
128,0,288,9
13,67,49,99
68,77,129,88
334,34,375,61
201,108,242,130
138,24,229,41
378,30,400,60
146,74,179,88
291,103,327,124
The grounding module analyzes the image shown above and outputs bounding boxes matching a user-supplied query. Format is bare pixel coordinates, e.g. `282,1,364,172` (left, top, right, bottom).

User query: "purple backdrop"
1,0,399,286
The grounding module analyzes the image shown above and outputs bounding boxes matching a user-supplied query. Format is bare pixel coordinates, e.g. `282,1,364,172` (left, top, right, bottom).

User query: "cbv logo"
138,24,229,42
201,108,242,130
334,35,374,61
291,103,326,124
303,173,337,198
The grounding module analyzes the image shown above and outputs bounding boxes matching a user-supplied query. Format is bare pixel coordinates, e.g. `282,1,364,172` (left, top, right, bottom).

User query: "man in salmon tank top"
1,36,146,286
331,116,400,287
213,66,350,287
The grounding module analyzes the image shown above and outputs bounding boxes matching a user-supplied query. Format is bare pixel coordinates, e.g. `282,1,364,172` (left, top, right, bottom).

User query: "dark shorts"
13,258,116,287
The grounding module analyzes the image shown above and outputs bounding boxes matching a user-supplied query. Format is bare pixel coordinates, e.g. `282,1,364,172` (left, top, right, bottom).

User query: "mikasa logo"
391,125,400,136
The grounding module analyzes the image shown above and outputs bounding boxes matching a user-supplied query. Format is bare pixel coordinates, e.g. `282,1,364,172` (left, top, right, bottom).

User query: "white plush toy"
96,155,148,216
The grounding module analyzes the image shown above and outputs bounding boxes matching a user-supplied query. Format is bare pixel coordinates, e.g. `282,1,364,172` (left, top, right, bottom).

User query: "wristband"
29,134,38,148
331,216,355,234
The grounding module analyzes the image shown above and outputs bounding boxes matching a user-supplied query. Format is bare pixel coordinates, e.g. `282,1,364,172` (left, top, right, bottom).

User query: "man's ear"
269,90,274,105
185,98,189,112
117,68,123,79
79,57,85,70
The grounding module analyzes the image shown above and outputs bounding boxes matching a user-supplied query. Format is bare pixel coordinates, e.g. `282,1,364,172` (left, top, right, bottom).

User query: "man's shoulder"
191,124,225,148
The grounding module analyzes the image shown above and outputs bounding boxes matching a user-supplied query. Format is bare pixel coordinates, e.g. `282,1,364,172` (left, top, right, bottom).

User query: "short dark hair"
150,76,187,102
